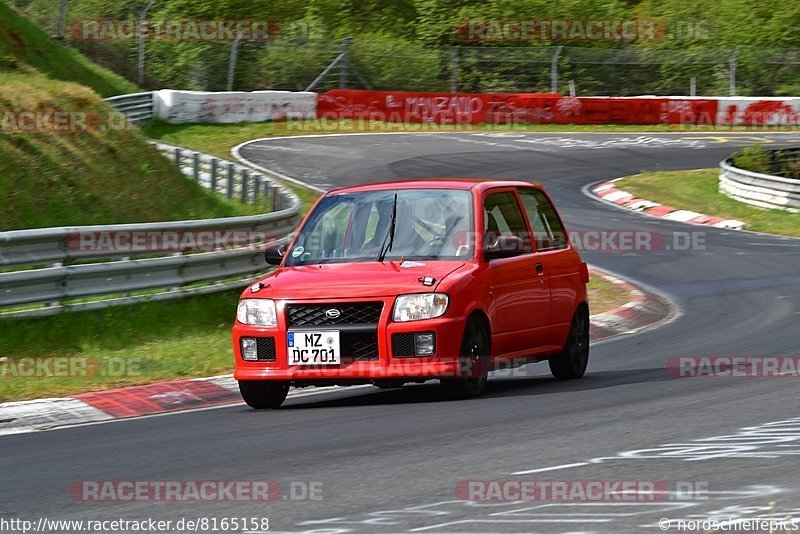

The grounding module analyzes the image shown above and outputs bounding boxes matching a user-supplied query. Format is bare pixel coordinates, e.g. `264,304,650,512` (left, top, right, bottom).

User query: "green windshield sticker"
292,246,305,258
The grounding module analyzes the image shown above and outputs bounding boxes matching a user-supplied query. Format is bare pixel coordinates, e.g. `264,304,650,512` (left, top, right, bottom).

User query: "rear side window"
484,191,532,253
518,188,568,251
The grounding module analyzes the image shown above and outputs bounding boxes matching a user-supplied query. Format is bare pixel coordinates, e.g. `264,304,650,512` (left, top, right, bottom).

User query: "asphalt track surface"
3,132,800,533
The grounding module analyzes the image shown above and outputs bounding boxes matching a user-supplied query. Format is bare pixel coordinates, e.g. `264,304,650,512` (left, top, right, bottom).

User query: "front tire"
238,380,290,409
549,306,590,380
441,316,490,399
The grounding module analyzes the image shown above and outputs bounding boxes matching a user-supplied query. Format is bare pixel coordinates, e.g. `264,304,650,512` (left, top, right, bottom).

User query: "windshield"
285,188,473,266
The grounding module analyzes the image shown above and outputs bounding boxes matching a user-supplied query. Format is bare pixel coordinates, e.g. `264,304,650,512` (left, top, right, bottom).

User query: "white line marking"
511,462,590,475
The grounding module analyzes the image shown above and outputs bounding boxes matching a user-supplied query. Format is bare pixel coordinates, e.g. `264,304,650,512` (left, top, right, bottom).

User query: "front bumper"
233,297,468,382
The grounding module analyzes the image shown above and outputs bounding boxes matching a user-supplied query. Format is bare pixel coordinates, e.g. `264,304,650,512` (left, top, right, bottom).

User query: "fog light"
241,337,258,361
414,333,435,356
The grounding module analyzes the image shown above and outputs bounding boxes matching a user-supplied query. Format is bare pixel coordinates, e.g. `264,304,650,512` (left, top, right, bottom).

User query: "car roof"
329,178,544,195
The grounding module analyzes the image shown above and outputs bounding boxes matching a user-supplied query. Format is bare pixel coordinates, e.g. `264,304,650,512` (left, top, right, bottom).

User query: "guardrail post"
192,152,200,182
241,169,250,204
210,159,218,192
263,181,271,211
253,177,261,204
272,188,280,212
174,148,182,169
226,163,235,199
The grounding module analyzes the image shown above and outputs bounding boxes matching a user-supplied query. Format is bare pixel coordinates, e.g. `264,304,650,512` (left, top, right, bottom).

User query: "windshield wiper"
377,192,398,262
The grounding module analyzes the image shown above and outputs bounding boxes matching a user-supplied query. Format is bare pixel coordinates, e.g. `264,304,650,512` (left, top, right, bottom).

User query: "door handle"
535,263,544,274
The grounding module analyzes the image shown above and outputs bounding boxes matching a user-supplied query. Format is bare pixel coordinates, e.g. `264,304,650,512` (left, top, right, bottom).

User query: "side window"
483,191,532,253
518,189,567,251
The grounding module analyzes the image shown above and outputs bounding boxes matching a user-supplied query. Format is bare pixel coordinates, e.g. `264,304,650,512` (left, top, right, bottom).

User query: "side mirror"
264,245,286,266
485,235,525,261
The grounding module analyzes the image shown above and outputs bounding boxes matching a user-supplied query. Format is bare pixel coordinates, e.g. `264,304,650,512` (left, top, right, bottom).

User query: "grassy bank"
0,73,268,230
0,2,136,97
615,169,800,237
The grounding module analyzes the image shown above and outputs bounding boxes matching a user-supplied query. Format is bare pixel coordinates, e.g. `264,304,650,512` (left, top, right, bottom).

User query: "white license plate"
287,331,341,365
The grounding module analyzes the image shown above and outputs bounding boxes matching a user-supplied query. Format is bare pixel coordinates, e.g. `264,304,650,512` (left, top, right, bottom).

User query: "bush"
732,145,770,174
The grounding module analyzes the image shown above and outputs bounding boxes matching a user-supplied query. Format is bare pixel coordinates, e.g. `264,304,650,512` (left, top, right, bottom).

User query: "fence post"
210,158,218,192
729,46,739,97
137,0,157,87
174,148,182,169
690,76,697,96
57,0,68,39
226,163,235,199
339,36,352,89
450,46,460,93
551,46,563,94
227,31,244,91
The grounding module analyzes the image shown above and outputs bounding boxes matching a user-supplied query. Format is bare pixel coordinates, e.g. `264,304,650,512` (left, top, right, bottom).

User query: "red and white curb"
0,377,364,437
0,270,673,436
588,268,675,342
593,179,746,229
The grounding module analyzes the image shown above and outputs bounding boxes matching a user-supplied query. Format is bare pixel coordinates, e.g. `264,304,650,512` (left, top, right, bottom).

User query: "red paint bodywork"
233,179,588,384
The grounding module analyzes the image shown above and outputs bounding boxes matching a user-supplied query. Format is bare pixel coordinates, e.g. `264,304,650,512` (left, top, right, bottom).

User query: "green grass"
0,289,241,401
0,1,136,97
616,169,800,237
588,274,630,314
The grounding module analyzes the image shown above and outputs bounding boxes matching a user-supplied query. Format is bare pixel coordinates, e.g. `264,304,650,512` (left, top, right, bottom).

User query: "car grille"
285,302,383,327
285,302,383,361
392,333,416,357
343,332,379,361
256,337,276,361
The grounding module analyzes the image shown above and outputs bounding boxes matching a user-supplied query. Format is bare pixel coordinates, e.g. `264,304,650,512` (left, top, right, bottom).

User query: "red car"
233,180,590,408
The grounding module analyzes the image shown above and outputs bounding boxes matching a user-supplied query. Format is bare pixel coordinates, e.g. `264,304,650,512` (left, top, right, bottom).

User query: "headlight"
393,293,449,322
237,299,278,326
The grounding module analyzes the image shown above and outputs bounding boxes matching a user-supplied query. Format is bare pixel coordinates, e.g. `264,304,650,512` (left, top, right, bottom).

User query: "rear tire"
549,306,590,380
440,316,490,399
238,380,290,409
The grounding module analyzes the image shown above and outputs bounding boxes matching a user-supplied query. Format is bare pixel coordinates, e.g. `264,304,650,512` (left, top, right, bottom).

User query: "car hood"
255,260,466,300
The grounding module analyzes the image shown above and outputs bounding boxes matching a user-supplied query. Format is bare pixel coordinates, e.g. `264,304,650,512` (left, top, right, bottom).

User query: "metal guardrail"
151,141,289,207
0,142,302,317
103,92,154,124
719,157,800,212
